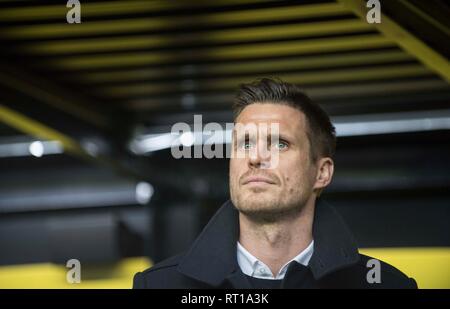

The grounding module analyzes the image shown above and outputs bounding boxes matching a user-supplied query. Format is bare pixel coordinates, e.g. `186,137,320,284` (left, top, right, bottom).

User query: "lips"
242,175,276,185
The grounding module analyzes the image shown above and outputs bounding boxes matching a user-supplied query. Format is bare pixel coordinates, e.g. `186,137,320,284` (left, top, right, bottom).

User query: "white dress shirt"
237,240,314,280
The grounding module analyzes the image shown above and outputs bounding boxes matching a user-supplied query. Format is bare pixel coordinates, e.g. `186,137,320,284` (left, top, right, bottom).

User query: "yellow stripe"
339,0,450,83
99,64,432,97
0,104,88,158
0,249,447,288
0,105,143,180
79,50,413,83
306,79,450,99
2,3,348,37
26,19,373,55
0,0,269,21
53,34,394,69
0,257,151,289
398,0,450,35
127,79,449,110
0,72,107,128
3,17,169,39
359,247,450,289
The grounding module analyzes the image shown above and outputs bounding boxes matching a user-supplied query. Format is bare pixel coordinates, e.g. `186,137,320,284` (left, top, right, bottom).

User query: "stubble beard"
230,181,311,224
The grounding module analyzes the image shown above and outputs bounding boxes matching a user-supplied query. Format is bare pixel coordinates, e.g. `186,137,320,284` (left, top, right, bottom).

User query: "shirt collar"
237,240,314,280
178,198,360,287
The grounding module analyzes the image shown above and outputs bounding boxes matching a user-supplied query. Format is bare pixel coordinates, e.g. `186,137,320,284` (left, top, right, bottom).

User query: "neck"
238,198,315,277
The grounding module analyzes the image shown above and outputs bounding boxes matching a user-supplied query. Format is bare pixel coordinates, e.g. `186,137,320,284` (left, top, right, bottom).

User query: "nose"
248,139,271,169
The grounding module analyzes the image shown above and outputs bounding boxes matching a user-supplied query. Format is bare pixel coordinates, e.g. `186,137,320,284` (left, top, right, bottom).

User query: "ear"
313,157,334,192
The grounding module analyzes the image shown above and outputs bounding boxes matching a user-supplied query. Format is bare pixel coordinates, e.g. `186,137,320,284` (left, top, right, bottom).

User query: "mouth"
242,176,276,185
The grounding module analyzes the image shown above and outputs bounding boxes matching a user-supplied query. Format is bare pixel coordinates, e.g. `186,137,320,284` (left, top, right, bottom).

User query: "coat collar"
177,198,360,286
308,198,360,279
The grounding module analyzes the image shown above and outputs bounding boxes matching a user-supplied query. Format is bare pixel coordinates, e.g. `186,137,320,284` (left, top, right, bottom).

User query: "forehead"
235,103,307,135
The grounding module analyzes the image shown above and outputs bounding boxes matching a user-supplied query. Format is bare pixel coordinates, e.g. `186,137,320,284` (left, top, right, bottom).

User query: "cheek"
229,159,242,181
279,157,310,187
283,174,296,191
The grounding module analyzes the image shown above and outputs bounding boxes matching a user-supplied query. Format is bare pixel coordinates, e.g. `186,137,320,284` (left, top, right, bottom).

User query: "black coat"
133,199,418,289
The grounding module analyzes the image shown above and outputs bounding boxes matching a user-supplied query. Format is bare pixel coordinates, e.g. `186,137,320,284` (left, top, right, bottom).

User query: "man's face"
229,103,319,221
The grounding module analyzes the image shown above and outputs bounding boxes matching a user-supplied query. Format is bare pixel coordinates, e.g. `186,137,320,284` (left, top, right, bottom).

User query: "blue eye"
243,142,253,150
274,141,288,150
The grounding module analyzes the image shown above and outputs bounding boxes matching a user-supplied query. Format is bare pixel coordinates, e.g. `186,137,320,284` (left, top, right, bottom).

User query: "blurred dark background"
0,0,448,288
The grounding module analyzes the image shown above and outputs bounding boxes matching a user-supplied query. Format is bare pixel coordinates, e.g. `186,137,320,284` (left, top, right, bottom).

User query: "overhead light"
135,181,154,205
129,132,175,154
0,181,155,212
128,109,450,154
130,129,232,155
333,109,450,137
29,141,44,157
179,132,194,147
0,139,63,158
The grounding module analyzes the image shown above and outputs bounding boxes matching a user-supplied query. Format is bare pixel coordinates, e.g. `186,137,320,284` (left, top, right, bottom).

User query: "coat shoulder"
133,253,210,288
322,253,417,289
354,254,417,288
133,253,184,289
145,253,184,273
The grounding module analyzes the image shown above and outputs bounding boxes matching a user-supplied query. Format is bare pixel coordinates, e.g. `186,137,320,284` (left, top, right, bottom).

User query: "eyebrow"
234,132,294,142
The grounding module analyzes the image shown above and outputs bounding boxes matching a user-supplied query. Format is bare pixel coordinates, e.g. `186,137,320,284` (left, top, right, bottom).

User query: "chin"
233,190,307,222
236,192,281,212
